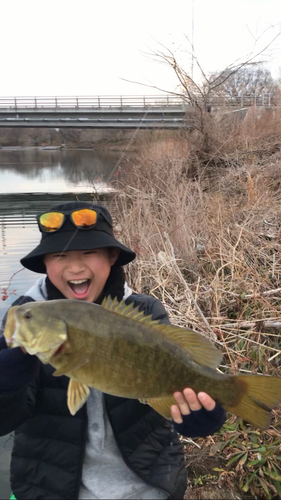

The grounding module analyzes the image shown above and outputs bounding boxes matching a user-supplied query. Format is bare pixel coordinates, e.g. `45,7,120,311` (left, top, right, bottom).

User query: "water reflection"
0,224,45,320
0,147,121,320
0,148,120,193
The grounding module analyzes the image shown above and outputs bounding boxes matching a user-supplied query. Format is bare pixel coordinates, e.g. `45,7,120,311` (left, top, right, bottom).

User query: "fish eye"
25,311,32,319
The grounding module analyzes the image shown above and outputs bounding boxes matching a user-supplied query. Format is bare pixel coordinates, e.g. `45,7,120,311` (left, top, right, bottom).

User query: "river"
0,147,121,322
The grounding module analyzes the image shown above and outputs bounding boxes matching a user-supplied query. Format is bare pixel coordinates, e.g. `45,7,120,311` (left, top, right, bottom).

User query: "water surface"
0,147,119,193
0,147,120,321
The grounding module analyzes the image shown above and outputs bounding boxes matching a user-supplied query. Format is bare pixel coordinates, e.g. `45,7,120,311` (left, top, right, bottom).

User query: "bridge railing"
0,95,186,109
0,93,275,110
205,93,274,108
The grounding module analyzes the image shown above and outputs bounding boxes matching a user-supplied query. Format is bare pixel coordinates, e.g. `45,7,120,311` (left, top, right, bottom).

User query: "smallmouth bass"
4,297,281,429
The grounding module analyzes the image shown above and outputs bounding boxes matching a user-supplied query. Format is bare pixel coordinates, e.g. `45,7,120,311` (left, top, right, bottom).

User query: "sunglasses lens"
39,212,65,232
72,209,97,228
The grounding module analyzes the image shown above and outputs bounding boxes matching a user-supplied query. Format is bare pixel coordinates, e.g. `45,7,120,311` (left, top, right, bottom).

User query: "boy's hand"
171,388,215,423
170,388,226,437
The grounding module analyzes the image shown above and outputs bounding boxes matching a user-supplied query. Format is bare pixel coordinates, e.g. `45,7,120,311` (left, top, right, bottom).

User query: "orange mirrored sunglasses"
38,208,99,233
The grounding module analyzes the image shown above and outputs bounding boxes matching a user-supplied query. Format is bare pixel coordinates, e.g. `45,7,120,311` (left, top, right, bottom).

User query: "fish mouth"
36,342,65,363
68,279,91,299
47,342,66,364
53,343,65,357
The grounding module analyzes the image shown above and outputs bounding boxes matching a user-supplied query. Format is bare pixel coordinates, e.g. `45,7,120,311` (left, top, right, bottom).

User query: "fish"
3,296,281,429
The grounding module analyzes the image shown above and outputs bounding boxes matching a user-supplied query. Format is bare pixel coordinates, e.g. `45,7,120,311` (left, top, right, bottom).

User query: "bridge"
0,95,188,129
0,93,274,129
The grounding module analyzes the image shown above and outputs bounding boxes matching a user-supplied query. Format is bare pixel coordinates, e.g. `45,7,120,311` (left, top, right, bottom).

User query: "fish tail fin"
224,375,281,430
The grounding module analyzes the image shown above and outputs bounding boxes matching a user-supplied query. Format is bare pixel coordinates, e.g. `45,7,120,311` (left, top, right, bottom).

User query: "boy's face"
44,248,119,302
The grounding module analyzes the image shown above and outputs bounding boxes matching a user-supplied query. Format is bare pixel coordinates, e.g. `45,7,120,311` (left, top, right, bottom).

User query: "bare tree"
123,27,281,132
208,65,278,100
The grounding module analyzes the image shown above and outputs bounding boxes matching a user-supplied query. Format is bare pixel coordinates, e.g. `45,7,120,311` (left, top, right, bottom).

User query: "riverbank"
0,127,183,150
111,108,281,499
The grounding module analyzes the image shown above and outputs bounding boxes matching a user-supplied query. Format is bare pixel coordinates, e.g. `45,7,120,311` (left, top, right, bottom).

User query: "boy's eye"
84,250,97,255
53,253,66,258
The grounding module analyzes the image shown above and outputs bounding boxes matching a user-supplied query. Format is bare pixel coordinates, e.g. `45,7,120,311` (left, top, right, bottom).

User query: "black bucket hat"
21,201,136,274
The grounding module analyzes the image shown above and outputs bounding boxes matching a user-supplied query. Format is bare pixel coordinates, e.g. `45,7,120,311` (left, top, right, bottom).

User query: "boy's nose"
66,256,86,273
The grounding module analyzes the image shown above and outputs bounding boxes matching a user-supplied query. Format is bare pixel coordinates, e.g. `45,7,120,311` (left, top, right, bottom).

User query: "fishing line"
56,226,81,256
61,108,151,252
105,108,151,184
77,106,152,194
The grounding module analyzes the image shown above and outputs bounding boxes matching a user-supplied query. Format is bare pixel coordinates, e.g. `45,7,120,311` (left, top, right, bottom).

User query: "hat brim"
20,229,136,274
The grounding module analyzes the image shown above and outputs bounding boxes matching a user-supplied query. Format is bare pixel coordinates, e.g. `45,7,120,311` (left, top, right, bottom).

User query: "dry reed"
111,109,281,378
108,108,281,498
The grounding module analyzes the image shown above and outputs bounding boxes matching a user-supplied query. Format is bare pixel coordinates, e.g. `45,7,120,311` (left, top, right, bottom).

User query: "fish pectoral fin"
67,379,90,416
140,396,176,419
52,354,89,377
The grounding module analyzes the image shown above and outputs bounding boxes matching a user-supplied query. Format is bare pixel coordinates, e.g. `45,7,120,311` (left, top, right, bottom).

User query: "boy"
0,201,225,499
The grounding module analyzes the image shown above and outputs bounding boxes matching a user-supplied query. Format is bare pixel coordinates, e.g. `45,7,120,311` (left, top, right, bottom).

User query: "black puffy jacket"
0,293,187,499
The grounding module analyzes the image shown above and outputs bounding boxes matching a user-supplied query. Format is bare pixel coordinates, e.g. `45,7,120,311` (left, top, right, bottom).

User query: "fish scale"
4,296,281,429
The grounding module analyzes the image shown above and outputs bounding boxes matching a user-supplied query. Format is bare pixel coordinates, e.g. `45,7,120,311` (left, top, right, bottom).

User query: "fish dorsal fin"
101,297,222,369
101,296,160,326
152,324,223,369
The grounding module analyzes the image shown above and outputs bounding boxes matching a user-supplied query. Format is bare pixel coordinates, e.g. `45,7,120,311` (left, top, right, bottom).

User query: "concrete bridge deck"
0,95,188,128
0,93,274,129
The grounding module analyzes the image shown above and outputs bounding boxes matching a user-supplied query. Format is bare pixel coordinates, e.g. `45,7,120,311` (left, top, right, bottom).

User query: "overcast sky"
1,0,281,97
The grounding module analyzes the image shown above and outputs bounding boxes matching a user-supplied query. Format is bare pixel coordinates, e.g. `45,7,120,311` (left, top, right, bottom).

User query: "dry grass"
109,108,281,498
112,116,281,374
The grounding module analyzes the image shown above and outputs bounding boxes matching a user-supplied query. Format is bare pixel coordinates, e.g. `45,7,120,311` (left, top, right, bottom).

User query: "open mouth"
68,279,91,298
